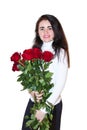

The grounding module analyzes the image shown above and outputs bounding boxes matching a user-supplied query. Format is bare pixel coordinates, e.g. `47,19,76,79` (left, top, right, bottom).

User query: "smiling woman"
21,14,70,130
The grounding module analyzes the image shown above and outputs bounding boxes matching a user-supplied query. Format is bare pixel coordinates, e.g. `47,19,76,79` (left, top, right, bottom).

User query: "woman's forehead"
38,20,51,27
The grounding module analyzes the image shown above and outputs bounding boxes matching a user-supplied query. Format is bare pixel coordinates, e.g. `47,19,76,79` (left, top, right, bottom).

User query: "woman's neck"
42,40,54,53
43,40,53,45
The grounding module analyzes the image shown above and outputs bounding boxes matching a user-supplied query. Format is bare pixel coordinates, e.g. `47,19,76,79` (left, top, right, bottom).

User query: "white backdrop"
0,0,87,130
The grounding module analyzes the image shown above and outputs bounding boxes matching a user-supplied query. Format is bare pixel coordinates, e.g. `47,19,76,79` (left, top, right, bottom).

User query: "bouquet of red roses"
10,47,54,130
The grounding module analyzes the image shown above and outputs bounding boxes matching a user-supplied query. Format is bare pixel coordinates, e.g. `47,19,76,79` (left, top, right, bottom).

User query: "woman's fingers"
29,90,44,102
35,91,44,102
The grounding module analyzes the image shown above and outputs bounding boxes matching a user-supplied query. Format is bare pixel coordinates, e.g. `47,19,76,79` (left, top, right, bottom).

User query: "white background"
0,0,87,130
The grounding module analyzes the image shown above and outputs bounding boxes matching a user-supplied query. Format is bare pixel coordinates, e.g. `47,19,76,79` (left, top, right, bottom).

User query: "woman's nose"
44,29,48,34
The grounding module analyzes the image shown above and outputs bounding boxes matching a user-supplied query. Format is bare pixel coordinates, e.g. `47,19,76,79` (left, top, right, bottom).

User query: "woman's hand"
34,91,43,102
35,110,46,122
29,90,43,102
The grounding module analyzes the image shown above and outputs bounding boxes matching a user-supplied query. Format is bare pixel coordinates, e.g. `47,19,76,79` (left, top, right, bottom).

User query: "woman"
22,14,70,130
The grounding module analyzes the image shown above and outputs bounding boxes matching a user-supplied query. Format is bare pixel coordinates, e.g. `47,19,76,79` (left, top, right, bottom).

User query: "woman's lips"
43,35,50,38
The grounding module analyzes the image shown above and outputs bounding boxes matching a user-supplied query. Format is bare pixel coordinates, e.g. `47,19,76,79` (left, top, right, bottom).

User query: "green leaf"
33,122,39,129
27,62,32,71
26,120,34,127
39,79,45,86
45,72,53,78
43,63,49,70
17,64,24,71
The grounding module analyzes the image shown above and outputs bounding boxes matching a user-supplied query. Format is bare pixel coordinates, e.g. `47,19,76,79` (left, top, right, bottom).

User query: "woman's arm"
47,49,68,105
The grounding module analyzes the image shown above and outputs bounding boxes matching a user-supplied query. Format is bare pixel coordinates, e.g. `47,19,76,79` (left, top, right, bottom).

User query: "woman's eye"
40,28,44,30
48,27,53,30
39,27,44,31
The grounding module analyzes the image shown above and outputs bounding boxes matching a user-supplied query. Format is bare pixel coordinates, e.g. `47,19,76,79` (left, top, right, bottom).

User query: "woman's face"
38,20,54,42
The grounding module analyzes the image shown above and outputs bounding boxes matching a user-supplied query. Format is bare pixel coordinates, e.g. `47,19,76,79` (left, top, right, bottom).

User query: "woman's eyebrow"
39,26,44,29
39,26,52,28
47,26,52,28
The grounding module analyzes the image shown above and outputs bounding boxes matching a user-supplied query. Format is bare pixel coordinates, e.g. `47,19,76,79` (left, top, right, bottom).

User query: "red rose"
12,63,19,71
42,51,54,62
11,52,21,62
22,48,42,60
33,48,42,59
22,49,33,60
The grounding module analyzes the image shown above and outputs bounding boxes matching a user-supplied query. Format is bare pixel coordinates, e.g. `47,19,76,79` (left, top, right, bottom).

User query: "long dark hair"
32,14,70,67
